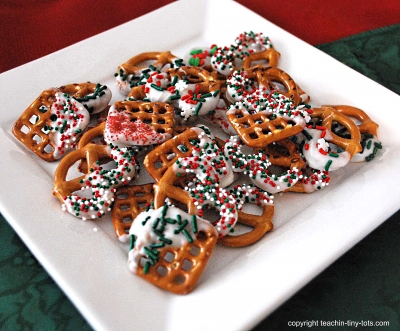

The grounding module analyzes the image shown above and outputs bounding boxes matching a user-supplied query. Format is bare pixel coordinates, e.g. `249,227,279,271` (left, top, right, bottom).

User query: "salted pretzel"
227,102,307,148
58,82,112,114
111,183,155,242
12,88,90,162
128,205,218,294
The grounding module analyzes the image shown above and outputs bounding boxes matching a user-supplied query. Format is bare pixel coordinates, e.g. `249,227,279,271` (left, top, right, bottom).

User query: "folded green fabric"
316,24,400,95
1,24,400,331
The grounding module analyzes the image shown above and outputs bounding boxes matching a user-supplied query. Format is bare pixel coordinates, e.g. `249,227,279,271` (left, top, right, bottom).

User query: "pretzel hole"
189,245,200,257
41,125,51,135
332,122,351,138
122,215,133,223
29,114,39,124
196,230,208,242
143,119,152,125
137,202,148,209
117,192,129,199
173,274,186,285
19,125,29,134
182,259,193,271
249,133,259,140
43,143,54,154
157,128,166,134
164,251,175,263
32,134,43,144
270,81,287,93
166,151,176,160
242,203,263,216
268,164,288,176
119,204,130,212
157,108,167,115
154,161,163,169
156,266,168,277
202,207,220,224
139,256,148,268
158,119,166,124
38,105,49,113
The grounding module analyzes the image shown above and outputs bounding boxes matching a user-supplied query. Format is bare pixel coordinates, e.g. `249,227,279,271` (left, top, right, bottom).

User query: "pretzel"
226,99,309,148
324,105,382,162
58,82,112,114
168,66,222,118
287,166,331,193
325,105,379,136
153,166,238,237
211,31,278,76
128,205,218,294
104,100,175,147
261,138,306,170
53,143,138,220
111,183,155,242
219,184,274,247
309,106,362,157
242,48,281,70
225,67,270,105
116,51,184,95
144,128,201,181
224,135,301,193
245,66,309,106
300,106,362,171
12,89,90,161
260,139,330,193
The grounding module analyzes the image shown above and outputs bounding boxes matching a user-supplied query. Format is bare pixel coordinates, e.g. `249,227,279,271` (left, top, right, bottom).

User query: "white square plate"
1,1,400,330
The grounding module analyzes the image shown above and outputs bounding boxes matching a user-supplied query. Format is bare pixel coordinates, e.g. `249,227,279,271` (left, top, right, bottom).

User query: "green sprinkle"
194,102,202,116
212,89,220,97
325,159,332,171
191,215,198,234
150,83,164,91
302,130,312,140
143,261,151,274
174,220,188,234
182,229,194,243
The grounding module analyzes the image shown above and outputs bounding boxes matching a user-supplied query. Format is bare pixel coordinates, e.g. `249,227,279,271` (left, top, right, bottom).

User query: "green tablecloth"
1,24,399,331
